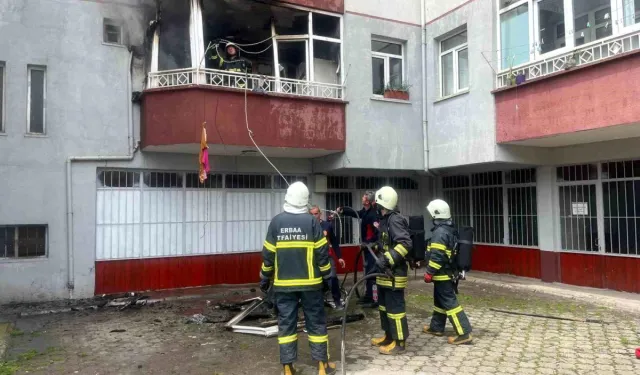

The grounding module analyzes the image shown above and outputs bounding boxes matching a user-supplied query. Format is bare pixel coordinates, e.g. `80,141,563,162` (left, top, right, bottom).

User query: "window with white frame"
442,169,538,246
27,65,46,134
0,62,4,132
371,39,404,95
0,225,48,259
498,0,640,71
440,30,469,97
103,18,123,45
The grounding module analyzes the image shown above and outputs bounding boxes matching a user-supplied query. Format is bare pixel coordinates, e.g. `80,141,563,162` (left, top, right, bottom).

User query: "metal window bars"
442,169,537,246
147,68,344,100
497,29,640,89
556,164,599,252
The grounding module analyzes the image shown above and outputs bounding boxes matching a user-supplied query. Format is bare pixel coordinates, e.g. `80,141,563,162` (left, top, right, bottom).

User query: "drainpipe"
421,0,429,174
65,51,139,299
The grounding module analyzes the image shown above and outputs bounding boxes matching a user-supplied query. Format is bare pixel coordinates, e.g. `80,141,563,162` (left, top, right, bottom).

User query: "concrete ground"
1,272,640,375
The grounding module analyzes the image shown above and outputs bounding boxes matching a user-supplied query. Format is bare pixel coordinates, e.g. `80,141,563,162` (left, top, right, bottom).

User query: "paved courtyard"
1,274,640,374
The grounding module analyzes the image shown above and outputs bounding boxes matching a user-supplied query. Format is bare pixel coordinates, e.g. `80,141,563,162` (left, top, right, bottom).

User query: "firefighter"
370,186,412,355
336,191,379,308
210,42,252,73
423,199,473,345
260,182,336,375
310,205,346,310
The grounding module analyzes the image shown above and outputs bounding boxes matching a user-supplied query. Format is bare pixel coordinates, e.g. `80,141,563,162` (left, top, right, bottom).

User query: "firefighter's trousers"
377,286,409,341
429,280,472,336
275,290,329,364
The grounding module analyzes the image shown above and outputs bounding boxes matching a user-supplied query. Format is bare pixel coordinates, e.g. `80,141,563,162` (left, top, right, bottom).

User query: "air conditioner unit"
314,175,327,193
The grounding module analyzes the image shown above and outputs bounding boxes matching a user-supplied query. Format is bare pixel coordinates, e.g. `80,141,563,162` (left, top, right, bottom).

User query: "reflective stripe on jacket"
376,212,412,289
260,212,331,292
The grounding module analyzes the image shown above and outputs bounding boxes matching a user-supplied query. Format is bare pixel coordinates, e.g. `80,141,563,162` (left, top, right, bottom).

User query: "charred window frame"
152,0,344,85
103,18,124,46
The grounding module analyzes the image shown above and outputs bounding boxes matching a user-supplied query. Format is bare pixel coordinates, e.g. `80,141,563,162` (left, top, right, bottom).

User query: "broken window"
199,0,342,87
313,40,340,84
158,0,192,70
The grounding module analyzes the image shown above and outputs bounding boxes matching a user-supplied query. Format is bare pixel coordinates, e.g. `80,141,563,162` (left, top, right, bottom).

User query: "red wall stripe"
95,246,364,295
472,244,542,279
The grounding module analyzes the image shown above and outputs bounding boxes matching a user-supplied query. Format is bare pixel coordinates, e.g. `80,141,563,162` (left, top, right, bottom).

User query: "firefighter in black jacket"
423,199,473,345
370,186,413,355
210,42,252,73
260,182,336,375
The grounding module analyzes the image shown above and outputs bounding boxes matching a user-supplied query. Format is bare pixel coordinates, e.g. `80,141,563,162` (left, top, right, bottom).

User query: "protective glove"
259,278,271,293
423,273,433,284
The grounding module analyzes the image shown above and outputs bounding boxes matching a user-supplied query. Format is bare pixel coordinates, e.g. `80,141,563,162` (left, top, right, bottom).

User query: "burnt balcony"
141,69,346,157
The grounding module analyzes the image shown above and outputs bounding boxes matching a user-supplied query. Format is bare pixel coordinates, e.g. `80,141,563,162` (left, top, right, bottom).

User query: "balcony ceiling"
505,122,640,148
143,143,340,158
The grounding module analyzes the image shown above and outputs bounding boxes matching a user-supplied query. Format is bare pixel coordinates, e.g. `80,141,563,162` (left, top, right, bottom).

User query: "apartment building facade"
427,0,640,293
0,0,429,303
3,0,640,303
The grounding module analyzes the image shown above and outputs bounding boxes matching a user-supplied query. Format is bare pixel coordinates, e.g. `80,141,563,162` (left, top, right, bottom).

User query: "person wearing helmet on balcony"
210,41,252,73
370,186,413,355
423,199,473,345
259,181,336,375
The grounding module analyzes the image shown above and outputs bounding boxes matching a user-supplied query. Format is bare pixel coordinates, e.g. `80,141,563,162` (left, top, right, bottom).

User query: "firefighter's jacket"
260,212,332,292
376,212,412,289
211,54,252,73
426,220,457,281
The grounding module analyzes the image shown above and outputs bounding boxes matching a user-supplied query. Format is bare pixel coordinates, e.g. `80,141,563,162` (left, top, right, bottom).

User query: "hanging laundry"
199,123,210,184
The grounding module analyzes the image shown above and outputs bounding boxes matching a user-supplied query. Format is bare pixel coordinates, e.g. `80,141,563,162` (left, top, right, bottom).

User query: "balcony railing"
497,29,640,89
147,68,344,100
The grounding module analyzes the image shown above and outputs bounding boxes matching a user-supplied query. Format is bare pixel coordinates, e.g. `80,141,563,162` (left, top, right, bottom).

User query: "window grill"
355,177,387,190
389,177,418,190
144,172,183,188
98,170,140,188
273,175,308,190
325,192,354,245
224,174,271,189
327,176,350,190
443,169,537,246
185,173,223,189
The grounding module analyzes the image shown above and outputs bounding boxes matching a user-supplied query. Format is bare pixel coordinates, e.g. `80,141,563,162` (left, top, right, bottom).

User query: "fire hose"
340,243,394,375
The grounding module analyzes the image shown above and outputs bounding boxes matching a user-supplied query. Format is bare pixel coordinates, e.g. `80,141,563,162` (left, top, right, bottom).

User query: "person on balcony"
210,41,252,88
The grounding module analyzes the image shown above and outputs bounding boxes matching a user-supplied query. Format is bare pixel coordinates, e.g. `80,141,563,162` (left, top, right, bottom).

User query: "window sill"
434,89,469,104
0,257,48,264
102,42,127,49
25,133,48,138
0,132,7,137
370,96,412,104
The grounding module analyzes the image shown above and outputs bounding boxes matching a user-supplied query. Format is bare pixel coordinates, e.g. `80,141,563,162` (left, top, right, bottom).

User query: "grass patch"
0,361,20,375
8,329,23,338
18,350,39,362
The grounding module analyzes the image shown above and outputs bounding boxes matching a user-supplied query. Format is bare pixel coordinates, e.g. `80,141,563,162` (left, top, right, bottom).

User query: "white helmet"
375,186,398,211
426,199,451,220
285,181,309,208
